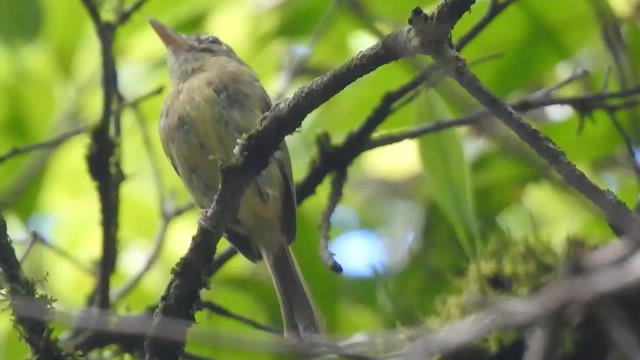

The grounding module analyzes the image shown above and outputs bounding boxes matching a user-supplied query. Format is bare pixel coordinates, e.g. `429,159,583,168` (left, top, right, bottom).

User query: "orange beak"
148,18,188,51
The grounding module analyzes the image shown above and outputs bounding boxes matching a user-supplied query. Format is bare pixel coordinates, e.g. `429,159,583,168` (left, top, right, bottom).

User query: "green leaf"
416,91,480,259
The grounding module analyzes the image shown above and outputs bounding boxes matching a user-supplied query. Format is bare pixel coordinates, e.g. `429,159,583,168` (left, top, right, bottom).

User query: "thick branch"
0,216,75,360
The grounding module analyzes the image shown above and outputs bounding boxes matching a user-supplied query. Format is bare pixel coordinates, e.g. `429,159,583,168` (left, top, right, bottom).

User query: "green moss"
426,234,571,354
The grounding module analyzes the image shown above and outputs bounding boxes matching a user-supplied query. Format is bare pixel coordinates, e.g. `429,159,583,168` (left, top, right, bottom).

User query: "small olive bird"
149,19,322,338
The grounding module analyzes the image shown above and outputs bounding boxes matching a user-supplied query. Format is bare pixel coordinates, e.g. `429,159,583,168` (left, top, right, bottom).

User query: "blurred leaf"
39,0,85,73
496,181,611,249
358,0,440,26
457,1,597,96
416,91,481,259
0,0,42,44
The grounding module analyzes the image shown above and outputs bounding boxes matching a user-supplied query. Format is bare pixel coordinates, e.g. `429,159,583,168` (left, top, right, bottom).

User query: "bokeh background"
1,0,640,358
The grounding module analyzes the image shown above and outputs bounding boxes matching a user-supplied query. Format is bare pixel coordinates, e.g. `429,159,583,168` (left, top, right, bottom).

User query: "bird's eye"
203,36,221,45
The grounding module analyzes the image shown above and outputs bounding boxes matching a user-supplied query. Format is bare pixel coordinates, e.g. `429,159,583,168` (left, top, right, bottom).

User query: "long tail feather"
263,244,322,339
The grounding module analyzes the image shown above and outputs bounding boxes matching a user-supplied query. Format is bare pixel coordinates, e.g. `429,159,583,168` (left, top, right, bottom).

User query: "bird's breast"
160,82,238,208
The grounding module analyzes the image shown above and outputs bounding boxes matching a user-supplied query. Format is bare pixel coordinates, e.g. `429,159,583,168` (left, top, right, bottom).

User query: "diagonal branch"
0,126,88,164
197,301,280,334
117,0,150,25
409,5,640,238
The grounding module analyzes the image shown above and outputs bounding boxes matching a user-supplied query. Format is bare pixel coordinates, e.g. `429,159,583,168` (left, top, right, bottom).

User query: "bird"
149,18,322,339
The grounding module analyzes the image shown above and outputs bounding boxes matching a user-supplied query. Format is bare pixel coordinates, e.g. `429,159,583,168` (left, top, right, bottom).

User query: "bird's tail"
263,244,323,339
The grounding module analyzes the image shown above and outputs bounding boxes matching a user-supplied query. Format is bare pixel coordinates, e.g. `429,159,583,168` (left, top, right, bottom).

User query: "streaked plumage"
150,19,322,338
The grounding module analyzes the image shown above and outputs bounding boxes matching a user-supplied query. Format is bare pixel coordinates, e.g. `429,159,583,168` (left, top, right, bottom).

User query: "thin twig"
456,0,518,51
318,167,347,273
197,301,280,334
344,0,387,40
210,246,239,275
529,68,590,99
117,0,150,25
0,126,88,164
606,110,640,182
130,95,166,198
273,0,340,100
119,86,164,110
366,82,640,150
30,232,94,275
589,0,640,185
80,0,125,310
366,116,477,150
18,232,39,264
8,235,640,360
111,203,193,302
589,0,638,91
17,231,94,276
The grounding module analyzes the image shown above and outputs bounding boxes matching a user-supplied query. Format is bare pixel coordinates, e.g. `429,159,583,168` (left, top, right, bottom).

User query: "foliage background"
1,0,639,358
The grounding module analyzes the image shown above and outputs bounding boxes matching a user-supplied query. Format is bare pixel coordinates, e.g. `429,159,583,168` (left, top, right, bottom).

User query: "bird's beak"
148,18,188,51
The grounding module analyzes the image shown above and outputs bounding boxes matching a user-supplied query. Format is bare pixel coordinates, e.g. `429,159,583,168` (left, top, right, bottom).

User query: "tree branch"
295,64,442,203
409,5,640,237
0,126,88,164
197,301,280,334
80,0,124,310
0,215,76,360
318,167,347,273
117,0,149,25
